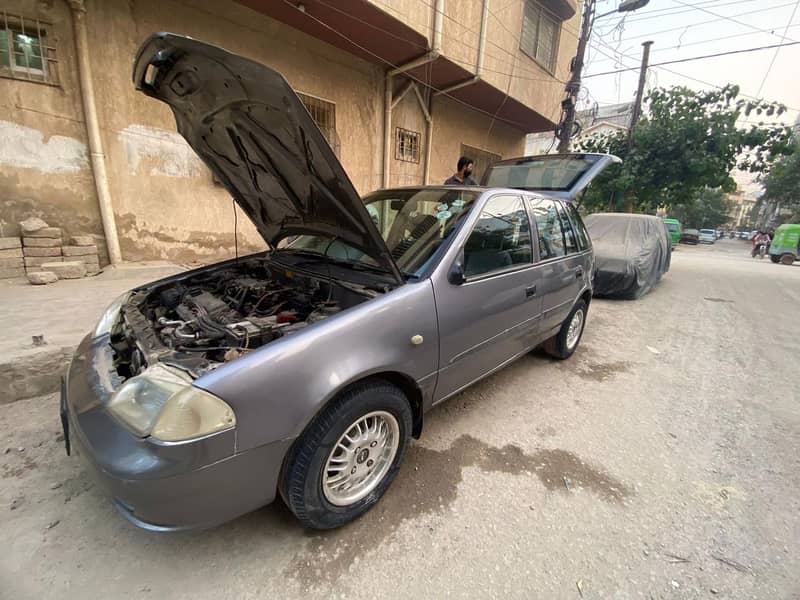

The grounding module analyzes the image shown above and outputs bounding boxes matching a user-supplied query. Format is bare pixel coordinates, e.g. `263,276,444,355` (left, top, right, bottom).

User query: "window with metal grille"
0,12,58,85
520,1,560,73
296,91,340,156
395,128,421,163
460,144,501,183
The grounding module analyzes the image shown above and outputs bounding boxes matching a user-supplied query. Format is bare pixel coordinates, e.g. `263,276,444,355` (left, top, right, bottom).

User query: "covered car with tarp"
584,213,671,299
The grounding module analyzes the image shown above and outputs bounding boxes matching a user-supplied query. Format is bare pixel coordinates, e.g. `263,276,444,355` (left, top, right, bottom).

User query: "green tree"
576,85,795,214
669,188,732,229
760,143,800,224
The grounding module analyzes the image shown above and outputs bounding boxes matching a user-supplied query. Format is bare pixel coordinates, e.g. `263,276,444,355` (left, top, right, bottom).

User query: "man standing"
444,156,478,185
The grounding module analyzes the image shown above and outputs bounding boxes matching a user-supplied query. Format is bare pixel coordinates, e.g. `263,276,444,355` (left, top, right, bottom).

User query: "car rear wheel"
780,253,795,265
543,299,588,360
280,380,412,529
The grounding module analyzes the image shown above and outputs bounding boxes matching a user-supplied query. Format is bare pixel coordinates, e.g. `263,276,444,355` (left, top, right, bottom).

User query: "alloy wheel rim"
566,308,584,350
322,410,400,506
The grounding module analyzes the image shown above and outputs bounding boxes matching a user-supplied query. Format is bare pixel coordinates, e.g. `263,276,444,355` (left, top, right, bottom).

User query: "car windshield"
482,155,601,191
666,223,679,232
284,188,482,277
700,229,715,235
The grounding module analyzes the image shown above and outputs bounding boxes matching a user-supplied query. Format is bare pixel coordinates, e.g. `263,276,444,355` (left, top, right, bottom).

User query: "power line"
587,36,800,111
590,22,800,63
584,41,800,78
611,1,799,43
755,0,800,96
670,0,799,44
602,0,757,25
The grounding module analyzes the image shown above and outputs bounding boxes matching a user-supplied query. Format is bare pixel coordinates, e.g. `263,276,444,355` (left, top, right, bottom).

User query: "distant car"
680,229,700,245
699,229,716,244
729,231,736,239
584,213,671,299
738,231,749,239
663,218,681,248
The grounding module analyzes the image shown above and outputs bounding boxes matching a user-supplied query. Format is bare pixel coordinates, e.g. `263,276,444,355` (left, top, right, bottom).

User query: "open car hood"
481,153,621,201
132,33,402,283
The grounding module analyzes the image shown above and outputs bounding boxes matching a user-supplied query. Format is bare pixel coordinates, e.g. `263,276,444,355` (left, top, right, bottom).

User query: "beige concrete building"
726,189,756,229
1,0,580,264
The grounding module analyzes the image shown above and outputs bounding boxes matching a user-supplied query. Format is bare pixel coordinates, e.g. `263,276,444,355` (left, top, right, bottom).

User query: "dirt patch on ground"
577,361,632,382
286,434,630,589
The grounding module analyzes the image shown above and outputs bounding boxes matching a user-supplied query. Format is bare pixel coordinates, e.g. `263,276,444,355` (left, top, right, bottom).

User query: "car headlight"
94,292,130,338
108,364,236,442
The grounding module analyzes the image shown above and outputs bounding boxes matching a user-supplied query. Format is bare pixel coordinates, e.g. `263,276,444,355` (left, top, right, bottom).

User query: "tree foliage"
576,85,795,215
668,188,732,230
760,142,800,223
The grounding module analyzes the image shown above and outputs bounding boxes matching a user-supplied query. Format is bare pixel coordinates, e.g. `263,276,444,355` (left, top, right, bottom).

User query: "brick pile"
21,217,64,274
0,237,24,279
62,235,101,275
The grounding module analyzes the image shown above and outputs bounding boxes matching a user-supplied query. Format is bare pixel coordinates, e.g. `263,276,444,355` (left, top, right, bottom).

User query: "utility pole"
628,40,654,140
556,0,594,153
555,0,650,154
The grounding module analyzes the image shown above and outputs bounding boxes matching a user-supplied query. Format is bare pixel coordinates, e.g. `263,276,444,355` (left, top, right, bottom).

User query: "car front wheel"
544,299,588,360
780,253,795,265
280,380,412,529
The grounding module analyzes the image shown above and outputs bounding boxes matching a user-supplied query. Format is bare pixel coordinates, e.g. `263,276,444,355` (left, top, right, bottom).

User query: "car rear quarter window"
463,194,532,277
529,198,566,260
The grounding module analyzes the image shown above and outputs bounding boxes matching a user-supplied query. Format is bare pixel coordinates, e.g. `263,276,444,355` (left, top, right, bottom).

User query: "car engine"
110,258,376,380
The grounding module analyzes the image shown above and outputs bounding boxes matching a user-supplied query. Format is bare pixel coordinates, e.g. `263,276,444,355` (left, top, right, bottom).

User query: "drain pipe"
434,0,488,97
68,0,122,265
382,0,443,188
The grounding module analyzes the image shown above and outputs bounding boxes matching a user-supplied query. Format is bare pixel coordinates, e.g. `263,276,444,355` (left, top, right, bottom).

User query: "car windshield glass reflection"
286,189,481,277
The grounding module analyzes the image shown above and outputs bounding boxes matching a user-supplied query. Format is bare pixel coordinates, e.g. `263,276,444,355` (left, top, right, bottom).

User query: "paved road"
2,238,798,599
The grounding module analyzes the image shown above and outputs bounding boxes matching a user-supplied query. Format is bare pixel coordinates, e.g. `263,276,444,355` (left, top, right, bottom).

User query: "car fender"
193,280,439,452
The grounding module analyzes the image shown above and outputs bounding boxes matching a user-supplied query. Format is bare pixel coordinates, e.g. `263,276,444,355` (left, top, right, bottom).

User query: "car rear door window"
529,198,566,260
556,203,580,254
464,194,532,276
565,204,590,251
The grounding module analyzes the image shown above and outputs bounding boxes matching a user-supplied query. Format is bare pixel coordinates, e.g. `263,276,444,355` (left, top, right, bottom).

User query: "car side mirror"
448,260,466,285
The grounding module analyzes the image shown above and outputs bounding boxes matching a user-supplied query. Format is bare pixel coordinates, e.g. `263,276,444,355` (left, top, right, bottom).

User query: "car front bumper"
62,333,292,531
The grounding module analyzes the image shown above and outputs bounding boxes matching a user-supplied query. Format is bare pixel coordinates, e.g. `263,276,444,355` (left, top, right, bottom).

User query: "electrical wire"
755,0,800,97
671,0,799,43
611,1,800,43
584,41,800,78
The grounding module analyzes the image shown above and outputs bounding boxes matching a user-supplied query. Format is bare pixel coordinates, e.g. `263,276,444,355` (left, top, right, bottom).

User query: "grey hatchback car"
60,34,617,531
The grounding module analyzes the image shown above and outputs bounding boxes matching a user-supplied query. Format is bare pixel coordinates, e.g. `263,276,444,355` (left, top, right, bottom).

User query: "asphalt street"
1,237,798,599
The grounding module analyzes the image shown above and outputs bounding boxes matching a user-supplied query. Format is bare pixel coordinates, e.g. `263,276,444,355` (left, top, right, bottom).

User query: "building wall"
370,0,580,125
1,0,531,263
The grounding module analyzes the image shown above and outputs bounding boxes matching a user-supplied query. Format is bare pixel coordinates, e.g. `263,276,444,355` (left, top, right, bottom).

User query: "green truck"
663,218,681,248
769,223,800,265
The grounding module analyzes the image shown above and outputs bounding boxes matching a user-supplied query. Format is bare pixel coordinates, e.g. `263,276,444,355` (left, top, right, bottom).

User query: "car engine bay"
109,258,380,380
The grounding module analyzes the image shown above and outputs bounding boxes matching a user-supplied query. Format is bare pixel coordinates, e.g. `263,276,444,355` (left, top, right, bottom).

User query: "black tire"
543,299,588,360
770,255,780,263
280,380,412,530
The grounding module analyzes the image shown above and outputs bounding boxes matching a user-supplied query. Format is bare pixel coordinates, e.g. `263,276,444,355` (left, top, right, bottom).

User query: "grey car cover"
584,213,671,299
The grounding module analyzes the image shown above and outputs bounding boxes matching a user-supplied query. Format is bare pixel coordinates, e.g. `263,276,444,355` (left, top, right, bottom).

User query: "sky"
579,0,800,197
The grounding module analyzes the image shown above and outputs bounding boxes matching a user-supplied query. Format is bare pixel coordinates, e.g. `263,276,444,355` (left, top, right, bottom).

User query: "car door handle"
575,267,584,279
525,284,537,298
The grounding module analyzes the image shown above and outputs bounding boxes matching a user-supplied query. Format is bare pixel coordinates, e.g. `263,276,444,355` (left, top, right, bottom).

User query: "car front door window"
463,195,532,277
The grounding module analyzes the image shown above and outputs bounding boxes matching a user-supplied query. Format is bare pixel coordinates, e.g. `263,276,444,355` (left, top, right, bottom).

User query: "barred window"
460,144,501,183
296,91,340,156
520,1,560,73
0,12,58,85
395,128,420,163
